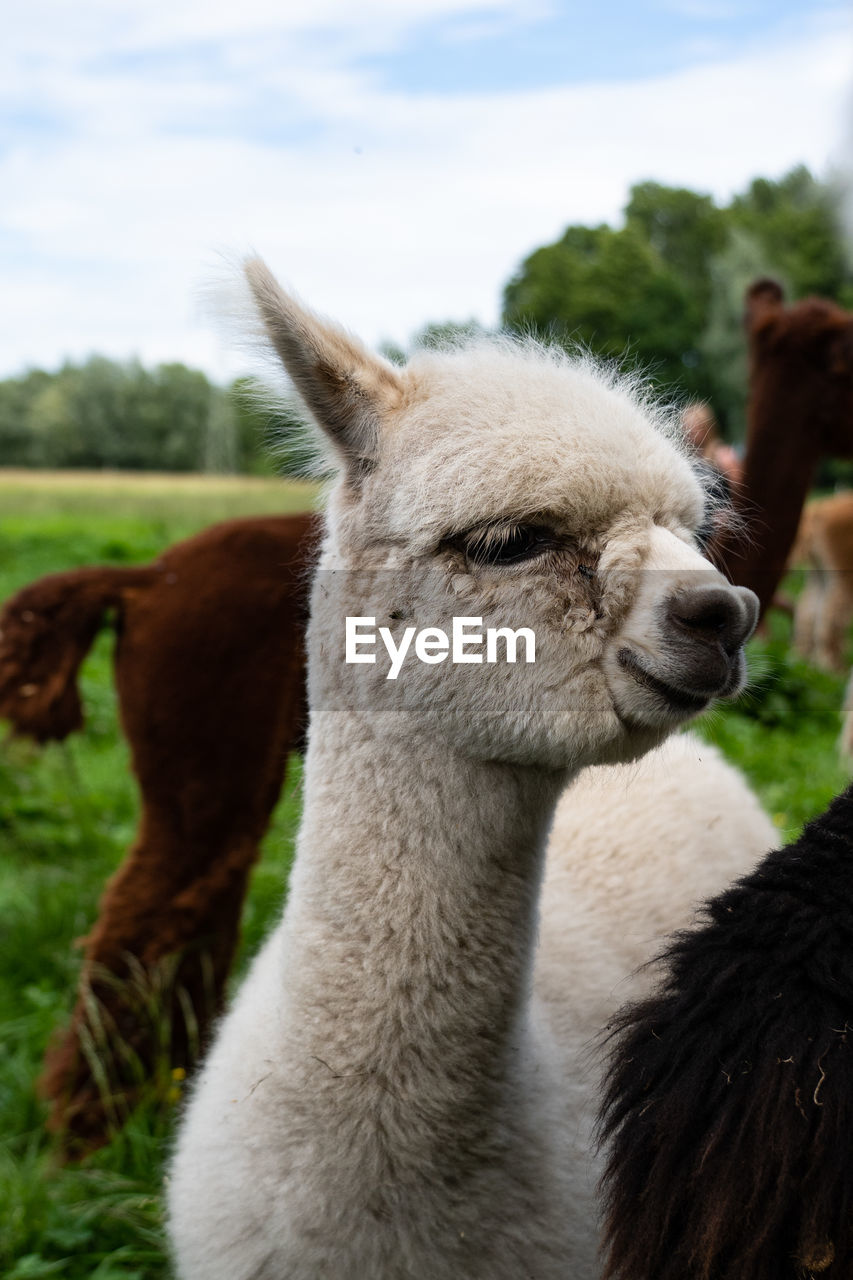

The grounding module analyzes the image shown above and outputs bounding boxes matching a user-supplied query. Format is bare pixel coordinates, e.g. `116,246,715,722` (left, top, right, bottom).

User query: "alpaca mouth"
616,647,711,714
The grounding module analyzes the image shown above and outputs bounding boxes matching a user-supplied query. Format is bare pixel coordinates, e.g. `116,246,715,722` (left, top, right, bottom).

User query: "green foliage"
504,222,702,394
13,359,214,471
696,227,779,438
0,370,53,465
731,638,845,731
501,166,853,436
410,318,488,350
695,602,850,843
624,181,727,314
729,166,853,304
0,359,288,476
226,378,327,478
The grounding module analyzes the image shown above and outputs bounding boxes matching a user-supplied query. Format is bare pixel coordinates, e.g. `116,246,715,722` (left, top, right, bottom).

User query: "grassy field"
1,469,850,1277
0,471,317,1279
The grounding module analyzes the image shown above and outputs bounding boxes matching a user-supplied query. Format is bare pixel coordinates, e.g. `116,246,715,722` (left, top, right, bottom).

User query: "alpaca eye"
463,524,555,568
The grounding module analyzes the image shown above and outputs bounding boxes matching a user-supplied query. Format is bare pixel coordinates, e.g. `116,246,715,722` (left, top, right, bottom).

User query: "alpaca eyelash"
442,525,600,577
454,523,558,568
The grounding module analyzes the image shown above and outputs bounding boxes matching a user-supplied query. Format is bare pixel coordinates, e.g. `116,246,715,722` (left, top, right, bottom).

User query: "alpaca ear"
743,277,784,333
244,257,404,477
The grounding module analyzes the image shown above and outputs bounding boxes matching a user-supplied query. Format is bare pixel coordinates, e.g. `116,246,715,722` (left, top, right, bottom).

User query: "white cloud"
0,3,850,379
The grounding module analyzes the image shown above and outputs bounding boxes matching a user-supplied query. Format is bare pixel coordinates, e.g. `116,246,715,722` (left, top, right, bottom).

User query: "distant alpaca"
598,784,853,1280
0,513,315,1151
680,401,743,495
715,279,853,617
791,490,853,673
168,261,758,1278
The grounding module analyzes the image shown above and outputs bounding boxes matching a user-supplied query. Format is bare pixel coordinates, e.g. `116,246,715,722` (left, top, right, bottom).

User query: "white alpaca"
168,261,759,1279
536,729,776,1240
544,730,776,1038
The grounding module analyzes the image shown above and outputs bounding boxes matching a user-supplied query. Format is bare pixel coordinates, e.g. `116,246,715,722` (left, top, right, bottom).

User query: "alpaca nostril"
668,586,756,655
736,585,760,645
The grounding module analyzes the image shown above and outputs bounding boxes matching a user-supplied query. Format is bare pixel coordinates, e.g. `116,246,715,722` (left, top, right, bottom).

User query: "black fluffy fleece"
597,785,853,1280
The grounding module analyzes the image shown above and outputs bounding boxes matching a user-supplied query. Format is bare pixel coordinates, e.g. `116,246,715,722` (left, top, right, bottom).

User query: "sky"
2,0,852,382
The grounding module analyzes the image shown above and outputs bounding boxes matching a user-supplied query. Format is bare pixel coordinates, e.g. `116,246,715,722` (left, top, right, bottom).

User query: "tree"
141,363,211,472
624,181,727,313
203,388,238,474
0,358,219,471
698,227,779,439
410,319,488,350
503,222,705,395
501,167,853,440
729,166,853,304
0,369,52,465
227,378,323,478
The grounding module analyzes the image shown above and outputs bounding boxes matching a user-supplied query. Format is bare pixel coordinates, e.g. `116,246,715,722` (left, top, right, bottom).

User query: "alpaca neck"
719,362,818,615
279,708,568,1160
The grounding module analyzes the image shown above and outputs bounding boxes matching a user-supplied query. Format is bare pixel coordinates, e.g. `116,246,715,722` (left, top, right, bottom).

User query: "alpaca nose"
667,584,758,655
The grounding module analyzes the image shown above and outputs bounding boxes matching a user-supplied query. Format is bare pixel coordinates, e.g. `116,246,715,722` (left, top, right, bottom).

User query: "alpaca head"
745,278,853,458
247,259,757,770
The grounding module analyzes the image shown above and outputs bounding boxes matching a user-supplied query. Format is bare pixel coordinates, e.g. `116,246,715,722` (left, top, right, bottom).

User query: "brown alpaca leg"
792,570,824,662
39,514,314,1155
840,672,853,761
815,572,853,673
40,814,281,1153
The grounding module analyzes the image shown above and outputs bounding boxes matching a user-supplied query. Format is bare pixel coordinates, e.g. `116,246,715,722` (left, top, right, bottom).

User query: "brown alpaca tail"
0,564,157,742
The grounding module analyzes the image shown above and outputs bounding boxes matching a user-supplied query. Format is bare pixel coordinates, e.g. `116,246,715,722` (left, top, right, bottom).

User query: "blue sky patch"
356,1,846,94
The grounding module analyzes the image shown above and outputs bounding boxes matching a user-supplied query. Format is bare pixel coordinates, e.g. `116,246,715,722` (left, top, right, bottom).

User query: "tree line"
0,360,295,475
501,165,853,439
1,165,849,474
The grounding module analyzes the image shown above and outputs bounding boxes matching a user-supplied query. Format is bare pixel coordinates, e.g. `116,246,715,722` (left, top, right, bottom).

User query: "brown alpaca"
0,512,315,1152
790,490,853,672
714,279,853,617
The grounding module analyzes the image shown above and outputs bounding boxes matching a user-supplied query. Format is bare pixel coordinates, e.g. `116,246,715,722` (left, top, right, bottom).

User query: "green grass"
0,468,850,1275
0,469,319,595
0,471,312,1278
695,608,850,842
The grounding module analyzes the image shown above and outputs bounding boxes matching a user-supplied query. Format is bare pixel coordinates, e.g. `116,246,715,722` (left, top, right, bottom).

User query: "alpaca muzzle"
609,568,759,729
656,582,759,697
